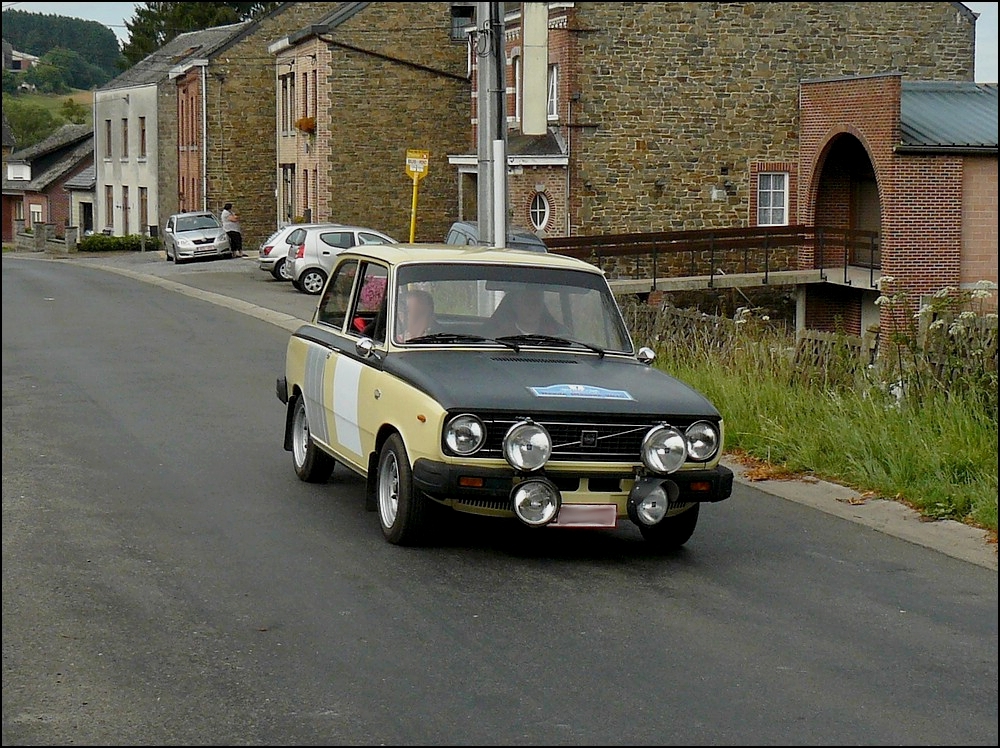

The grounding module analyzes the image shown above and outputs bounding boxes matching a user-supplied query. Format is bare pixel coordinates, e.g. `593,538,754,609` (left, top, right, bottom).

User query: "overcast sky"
3,1,998,82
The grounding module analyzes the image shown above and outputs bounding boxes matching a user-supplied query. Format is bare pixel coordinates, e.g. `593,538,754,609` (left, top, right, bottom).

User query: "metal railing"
545,225,881,289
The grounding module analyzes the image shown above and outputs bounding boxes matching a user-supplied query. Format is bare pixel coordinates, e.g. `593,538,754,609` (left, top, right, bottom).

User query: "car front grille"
470,414,708,462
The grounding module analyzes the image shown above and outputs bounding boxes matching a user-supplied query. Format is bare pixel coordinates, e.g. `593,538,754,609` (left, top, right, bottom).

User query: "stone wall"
565,1,976,236
316,2,471,242
201,2,341,250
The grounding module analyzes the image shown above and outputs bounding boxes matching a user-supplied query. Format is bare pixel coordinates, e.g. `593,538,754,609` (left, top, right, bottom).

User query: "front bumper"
412,458,733,506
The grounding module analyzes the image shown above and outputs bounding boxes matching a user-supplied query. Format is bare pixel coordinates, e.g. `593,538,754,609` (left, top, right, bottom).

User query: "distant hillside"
2,8,123,86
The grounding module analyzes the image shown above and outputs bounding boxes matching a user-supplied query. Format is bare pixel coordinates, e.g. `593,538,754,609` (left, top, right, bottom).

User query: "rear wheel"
377,434,429,545
638,503,700,550
290,396,335,483
299,267,328,295
271,258,290,281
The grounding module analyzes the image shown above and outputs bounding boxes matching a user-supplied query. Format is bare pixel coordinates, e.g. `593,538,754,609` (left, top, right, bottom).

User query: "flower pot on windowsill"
295,116,316,135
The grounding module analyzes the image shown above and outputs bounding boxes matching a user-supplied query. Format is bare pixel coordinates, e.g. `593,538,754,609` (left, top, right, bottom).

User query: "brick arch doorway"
814,132,881,261
809,132,883,336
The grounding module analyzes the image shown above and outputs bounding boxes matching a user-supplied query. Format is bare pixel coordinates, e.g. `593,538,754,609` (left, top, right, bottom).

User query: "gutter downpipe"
201,63,208,212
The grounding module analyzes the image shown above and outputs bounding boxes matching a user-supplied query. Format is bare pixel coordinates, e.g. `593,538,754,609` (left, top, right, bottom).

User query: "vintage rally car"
276,243,733,548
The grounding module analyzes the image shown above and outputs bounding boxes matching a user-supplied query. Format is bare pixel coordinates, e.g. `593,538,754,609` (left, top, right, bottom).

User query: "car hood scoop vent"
491,356,578,364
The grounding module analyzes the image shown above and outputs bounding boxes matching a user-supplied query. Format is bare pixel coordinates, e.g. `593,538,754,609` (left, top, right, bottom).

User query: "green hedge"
77,233,162,253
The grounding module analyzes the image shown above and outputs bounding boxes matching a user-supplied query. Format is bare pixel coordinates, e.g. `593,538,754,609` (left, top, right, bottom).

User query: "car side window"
320,231,355,250
317,260,359,330
358,232,389,245
349,263,389,343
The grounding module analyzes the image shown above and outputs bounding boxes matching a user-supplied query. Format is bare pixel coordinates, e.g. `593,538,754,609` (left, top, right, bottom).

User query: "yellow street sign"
405,149,430,180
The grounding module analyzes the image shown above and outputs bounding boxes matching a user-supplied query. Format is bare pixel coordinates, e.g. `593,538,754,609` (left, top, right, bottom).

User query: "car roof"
295,224,393,235
337,242,600,272
171,211,216,219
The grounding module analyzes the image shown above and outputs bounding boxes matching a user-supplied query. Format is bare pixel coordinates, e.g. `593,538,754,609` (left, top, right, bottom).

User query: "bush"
77,233,161,253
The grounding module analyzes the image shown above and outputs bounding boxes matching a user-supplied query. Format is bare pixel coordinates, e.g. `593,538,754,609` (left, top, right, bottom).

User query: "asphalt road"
2,252,997,745
31,248,1000,571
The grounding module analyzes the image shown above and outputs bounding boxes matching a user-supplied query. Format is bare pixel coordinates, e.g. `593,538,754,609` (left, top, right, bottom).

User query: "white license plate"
550,504,618,528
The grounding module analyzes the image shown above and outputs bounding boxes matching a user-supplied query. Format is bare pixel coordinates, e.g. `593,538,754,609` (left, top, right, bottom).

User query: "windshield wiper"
405,332,522,351
494,334,606,357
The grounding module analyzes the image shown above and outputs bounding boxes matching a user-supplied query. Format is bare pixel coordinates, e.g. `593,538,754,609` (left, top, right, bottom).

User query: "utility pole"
475,2,508,247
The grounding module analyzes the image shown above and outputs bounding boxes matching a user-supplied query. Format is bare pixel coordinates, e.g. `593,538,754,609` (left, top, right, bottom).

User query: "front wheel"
290,396,335,483
298,268,328,295
377,434,429,545
638,503,700,550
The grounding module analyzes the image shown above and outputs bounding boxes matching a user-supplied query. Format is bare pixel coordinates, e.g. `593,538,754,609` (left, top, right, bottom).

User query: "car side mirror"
355,337,378,359
165,226,173,233
637,346,655,365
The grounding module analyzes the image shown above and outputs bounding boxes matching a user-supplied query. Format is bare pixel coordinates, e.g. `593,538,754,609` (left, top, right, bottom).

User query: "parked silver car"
287,224,398,294
162,211,232,264
257,223,342,281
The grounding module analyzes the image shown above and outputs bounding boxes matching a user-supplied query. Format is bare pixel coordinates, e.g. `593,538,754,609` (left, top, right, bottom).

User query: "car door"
307,259,389,473
315,230,356,274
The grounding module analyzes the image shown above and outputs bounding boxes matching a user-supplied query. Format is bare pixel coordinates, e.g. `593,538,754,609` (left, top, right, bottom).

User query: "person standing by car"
221,203,244,257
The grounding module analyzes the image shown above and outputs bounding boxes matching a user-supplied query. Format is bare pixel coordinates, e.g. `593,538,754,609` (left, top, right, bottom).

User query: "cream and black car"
277,244,733,548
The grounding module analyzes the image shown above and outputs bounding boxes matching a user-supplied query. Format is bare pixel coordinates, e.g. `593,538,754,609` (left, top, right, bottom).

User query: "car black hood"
383,349,720,418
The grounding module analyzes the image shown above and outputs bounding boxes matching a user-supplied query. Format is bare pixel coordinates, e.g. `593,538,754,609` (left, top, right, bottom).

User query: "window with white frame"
546,64,558,120
29,204,42,228
530,192,550,230
757,172,788,226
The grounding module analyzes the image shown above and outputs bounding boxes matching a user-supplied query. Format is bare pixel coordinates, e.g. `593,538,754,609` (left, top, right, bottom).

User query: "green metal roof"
900,81,998,153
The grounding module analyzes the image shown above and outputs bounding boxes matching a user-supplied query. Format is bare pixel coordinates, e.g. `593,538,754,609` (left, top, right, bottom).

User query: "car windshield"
177,215,221,232
392,263,633,353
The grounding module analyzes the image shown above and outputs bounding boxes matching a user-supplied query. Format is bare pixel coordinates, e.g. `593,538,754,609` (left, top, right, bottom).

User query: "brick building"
268,2,471,243
1,124,92,243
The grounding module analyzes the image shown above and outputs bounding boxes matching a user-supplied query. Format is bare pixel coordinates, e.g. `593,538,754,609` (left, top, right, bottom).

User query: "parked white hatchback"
257,223,342,281
287,225,398,294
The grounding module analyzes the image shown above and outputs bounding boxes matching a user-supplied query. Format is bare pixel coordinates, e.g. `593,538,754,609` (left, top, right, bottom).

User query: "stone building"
446,2,994,336
268,2,471,243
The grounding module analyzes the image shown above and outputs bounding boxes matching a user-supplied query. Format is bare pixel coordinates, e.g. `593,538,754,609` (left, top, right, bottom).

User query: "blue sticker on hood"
529,384,635,400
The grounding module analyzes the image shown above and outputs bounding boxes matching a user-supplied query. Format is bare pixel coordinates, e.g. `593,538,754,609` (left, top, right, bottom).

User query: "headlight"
177,237,194,248
685,420,720,461
641,424,687,474
511,478,560,526
444,414,485,455
217,233,230,245
503,419,551,472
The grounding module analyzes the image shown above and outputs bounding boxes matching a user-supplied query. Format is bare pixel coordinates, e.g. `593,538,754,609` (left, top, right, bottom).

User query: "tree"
1,95,61,148
0,9,121,81
121,2,282,68
22,63,70,95
61,98,89,125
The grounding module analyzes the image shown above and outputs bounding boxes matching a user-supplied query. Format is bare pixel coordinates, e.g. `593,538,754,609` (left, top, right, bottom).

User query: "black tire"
290,396,335,483
638,503,700,550
271,258,289,281
299,267,328,295
377,433,429,545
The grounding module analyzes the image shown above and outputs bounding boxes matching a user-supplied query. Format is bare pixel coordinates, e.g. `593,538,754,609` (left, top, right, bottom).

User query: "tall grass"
637,289,998,535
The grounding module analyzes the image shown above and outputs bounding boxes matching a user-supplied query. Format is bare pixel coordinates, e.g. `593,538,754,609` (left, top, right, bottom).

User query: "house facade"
268,2,471,243
171,2,346,252
443,1,993,335
1,123,92,243
94,23,250,238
